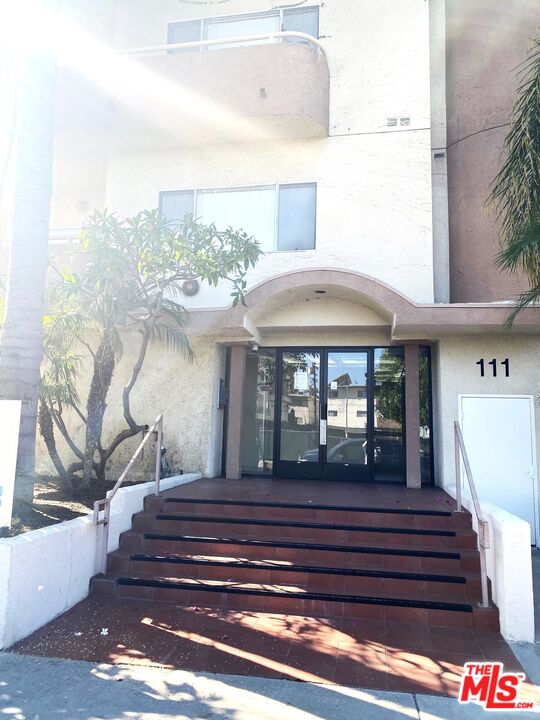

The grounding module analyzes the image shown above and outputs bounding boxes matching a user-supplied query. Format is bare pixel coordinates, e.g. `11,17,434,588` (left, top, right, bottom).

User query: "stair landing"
8,479,536,698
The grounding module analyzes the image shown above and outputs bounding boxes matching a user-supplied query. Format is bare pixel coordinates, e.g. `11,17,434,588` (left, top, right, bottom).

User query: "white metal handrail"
93,414,163,574
125,31,327,60
454,420,490,608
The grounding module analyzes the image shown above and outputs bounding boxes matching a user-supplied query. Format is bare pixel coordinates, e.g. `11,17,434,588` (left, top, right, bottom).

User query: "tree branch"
50,406,85,460
38,402,68,484
101,426,142,465
122,300,160,431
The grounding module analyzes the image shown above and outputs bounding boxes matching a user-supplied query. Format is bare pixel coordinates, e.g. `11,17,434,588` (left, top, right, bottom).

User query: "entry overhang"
182,269,540,341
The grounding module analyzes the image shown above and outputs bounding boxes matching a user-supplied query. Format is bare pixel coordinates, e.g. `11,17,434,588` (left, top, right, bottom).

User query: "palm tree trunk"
0,43,56,502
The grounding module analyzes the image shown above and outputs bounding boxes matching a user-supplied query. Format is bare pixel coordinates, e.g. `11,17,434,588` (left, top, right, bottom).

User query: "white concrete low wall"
0,473,201,650
448,491,535,643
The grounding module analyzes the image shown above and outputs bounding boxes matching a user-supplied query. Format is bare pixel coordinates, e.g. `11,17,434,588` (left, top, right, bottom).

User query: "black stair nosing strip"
116,577,473,613
143,533,462,560
162,497,453,517
154,514,457,537
130,553,467,584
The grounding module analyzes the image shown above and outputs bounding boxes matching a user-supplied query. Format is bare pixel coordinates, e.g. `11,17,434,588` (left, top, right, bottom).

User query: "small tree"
39,209,261,493
489,38,540,324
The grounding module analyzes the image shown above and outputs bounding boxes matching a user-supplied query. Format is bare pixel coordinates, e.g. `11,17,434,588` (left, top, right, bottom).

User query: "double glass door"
274,348,405,482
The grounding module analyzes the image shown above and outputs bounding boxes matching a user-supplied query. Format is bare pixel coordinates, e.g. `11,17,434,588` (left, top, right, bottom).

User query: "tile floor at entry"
10,598,538,700
10,478,539,701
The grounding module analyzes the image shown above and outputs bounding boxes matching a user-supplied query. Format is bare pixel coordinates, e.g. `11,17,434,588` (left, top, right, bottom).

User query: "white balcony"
55,33,330,149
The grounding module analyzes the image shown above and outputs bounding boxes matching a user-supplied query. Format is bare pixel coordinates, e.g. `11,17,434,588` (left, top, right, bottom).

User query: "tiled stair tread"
162,497,456,517
129,552,468,584
141,532,465,559
151,513,463,537
111,574,475,612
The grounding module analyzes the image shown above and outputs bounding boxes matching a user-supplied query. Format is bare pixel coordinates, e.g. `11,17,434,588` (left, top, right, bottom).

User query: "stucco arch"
240,268,417,326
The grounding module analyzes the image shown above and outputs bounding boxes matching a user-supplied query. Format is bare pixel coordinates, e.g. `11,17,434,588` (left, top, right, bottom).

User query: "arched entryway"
223,269,434,489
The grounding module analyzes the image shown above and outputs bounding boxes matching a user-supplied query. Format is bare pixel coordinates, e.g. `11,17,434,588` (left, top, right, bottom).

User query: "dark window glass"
159,191,194,226
374,347,405,482
205,12,279,49
326,351,368,466
420,346,434,485
280,351,320,462
241,349,276,474
277,183,316,251
282,6,319,38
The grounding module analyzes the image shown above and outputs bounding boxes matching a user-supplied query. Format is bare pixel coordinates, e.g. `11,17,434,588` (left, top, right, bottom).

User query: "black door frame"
274,347,379,482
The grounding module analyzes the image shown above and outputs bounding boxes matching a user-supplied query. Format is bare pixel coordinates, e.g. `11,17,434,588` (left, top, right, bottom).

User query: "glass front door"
272,347,407,482
325,350,371,481
276,350,322,479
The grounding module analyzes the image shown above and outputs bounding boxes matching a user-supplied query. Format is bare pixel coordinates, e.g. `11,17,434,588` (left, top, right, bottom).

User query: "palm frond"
496,217,540,275
489,39,540,253
488,37,540,323
160,297,189,326
504,285,540,329
149,322,192,359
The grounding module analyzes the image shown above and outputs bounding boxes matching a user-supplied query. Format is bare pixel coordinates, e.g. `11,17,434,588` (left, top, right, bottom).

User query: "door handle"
320,419,327,446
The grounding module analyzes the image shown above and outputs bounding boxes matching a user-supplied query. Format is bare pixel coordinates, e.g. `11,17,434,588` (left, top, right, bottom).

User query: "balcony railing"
55,29,329,150
125,31,327,60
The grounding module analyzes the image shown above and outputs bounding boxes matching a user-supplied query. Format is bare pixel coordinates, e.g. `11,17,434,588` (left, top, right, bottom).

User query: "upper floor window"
160,183,316,252
168,6,319,51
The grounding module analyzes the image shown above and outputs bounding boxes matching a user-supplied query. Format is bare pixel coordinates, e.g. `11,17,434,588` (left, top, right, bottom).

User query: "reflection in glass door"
373,348,405,482
273,347,407,482
276,351,321,478
325,351,370,481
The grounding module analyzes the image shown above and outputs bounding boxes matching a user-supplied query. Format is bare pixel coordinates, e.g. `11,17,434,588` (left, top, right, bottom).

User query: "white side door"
459,395,538,545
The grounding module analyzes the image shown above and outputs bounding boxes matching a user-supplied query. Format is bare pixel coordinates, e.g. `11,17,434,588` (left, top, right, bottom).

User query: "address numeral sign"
476,358,510,378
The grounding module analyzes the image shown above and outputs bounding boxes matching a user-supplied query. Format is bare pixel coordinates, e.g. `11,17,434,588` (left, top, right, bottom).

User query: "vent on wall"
387,117,411,127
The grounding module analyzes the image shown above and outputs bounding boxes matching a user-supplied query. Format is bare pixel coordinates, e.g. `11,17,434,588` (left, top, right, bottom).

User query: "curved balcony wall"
55,40,329,149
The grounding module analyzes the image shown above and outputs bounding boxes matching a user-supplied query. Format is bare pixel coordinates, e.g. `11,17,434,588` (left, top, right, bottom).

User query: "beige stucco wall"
434,336,540,507
257,297,387,329
113,0,431,136
105,131,433,305
41,0,436,479
50,0,433,305
445,0,539,302
50,136,107,229
36,333,224,479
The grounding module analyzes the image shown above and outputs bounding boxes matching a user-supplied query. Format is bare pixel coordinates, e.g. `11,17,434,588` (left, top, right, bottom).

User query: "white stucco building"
42,0,540,558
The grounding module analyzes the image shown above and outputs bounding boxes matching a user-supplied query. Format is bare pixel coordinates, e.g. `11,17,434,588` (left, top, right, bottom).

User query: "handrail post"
100,498,111,575
454,422,462,512
155,415,163,496
454,420,491,608
478,522,490,608
93,414,163,575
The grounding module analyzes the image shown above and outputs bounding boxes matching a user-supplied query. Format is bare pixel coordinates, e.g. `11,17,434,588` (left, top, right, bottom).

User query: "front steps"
91,493,499,630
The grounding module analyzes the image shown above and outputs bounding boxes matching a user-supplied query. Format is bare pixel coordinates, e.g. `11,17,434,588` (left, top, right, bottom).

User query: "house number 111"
476,358,510,377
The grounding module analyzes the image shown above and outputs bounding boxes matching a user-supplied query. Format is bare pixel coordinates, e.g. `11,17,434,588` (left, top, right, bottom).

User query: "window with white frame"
159,183,316,252
167,6,319,50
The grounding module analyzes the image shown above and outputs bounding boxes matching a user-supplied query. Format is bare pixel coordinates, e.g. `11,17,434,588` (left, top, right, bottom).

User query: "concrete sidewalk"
0,652,537,720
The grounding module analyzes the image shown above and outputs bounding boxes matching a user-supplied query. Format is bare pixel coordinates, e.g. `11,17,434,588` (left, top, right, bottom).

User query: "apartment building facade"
45,0,540,545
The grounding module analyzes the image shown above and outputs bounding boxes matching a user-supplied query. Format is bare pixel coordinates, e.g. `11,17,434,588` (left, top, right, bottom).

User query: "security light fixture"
182,279,199,296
